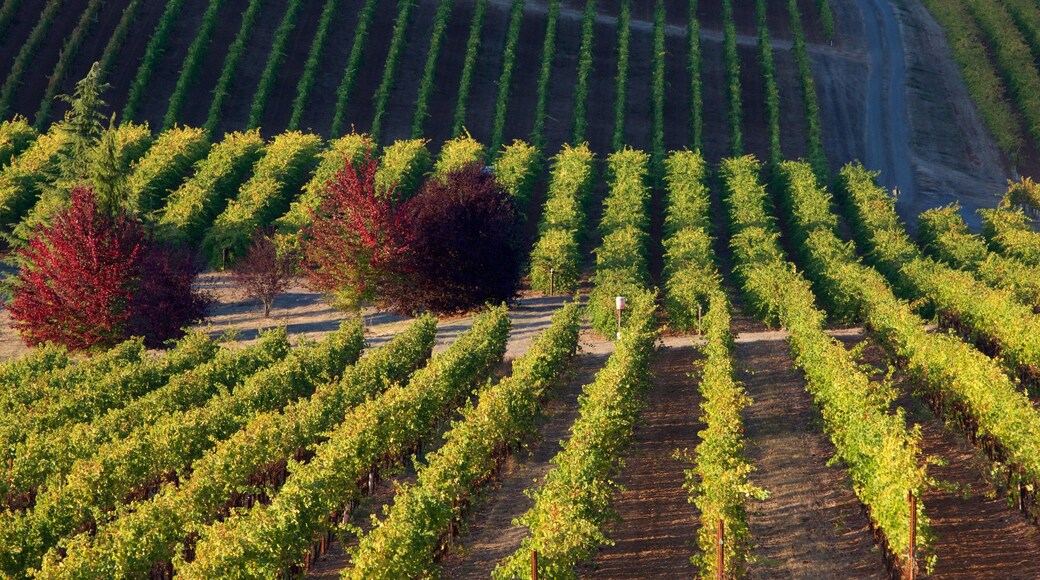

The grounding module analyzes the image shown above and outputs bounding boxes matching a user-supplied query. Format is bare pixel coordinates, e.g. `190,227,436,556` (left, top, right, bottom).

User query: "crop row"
727,156,932,575
433,133,486,179
588,148,652,336
919,0,1021,155
369,0,415,142
0,323,365,576
612,0,632,152
163,0,227,131
122,0,186,122
39,318,437,578
651,0,666,169
3,330,291,514
529,143,595,294
660,150,759,576
452,0,489,138
572,0,598,144
489,0,525,156
410,0,453,138
350,304,582,577
757,0,783,168
128,126,209,214
203,131,322,266
179,307,509,578
980,202,1040,266
0,345,72,415
157,129,266,244
494,294,657,578
722,0,742,155
288,0,340,131
494,139,541,213
95,0,143,85
0,0,62,120
688,0,703,151
248,0,304,131
204,0,263,136
373,137,430,196
530,0,560,150
330,0,379,137
33,0,105,129
787,0,828,177
918,204,1040,312
0,127,68,229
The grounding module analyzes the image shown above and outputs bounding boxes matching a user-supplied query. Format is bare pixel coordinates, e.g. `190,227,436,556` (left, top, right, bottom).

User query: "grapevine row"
95,0,142,85
410,0,452,138
612,0,632,152
3,330,291,512
727,157,932,575
373,137,430,196
0,127,69,230
330,0,378,137
588,148,652,336
452,0,489,138
661,150,716,329
494,294,658,578
433,133,486,179
530,0,560,150
571,0,598,144
494,139,541,213
163,0,227,131
288,0,340,131
0,117,36,168
179,307,509,578
980,203,1040,266
757,0,783,168
204,0,263,136
650,0,666,170
489,0,525,156
688,0,703,152
528,143,595,294
0,323,365,576
787,0,828,177
349,304,582,577
128,125,209,214
38,318,437,578
157,129,266,244
247,0,304,130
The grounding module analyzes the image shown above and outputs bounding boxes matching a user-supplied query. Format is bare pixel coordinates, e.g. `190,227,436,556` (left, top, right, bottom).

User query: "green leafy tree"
53,62,109,187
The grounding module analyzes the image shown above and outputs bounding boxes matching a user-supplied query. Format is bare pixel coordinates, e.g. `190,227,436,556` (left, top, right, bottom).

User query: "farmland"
0,0,1040,578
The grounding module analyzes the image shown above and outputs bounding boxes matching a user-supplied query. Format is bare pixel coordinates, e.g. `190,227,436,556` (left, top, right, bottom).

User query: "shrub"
388,164,520,314
6,187,207,351
301,156,411,311
232,230,294,317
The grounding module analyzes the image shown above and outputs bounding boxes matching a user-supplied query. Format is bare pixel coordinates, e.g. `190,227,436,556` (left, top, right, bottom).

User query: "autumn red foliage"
388,163,521,314
300,155,411,311
6,187,207,350
232,229,294,317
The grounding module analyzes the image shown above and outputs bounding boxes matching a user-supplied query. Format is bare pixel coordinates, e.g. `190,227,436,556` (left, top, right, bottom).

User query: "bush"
301,156,411,311
6,187,207,351
232,230,294,317
388,164,520,314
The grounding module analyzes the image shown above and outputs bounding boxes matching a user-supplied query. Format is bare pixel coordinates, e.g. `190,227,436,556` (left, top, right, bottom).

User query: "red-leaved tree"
386,163,521,314
232,229,294,317
300,155,411,311
6,187,208,350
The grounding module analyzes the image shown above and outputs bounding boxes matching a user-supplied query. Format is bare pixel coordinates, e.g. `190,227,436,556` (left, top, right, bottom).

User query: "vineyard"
0,0,1040,578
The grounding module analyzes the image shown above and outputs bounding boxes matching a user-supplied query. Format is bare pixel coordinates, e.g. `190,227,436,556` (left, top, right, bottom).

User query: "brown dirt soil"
439,329,614,578
583,340,702,578
735,317,886,579
662,24,691,153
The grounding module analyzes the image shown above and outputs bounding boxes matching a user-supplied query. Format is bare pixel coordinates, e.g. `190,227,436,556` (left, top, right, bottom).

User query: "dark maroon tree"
387,163,521,314
232,230,294,317
300,155,411,312
6,187,207,351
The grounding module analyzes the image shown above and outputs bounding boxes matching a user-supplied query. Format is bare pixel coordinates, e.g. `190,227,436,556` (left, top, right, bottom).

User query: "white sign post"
615,296,626,340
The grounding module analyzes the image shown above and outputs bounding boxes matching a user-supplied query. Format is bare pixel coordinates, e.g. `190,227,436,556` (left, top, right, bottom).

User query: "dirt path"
736,317,885,579
583,339,701,578
440,330,614,578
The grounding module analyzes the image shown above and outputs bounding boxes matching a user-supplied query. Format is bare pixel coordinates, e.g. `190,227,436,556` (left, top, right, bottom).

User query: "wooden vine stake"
908,490,916,580
531,549,538,580
716,518,724,580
